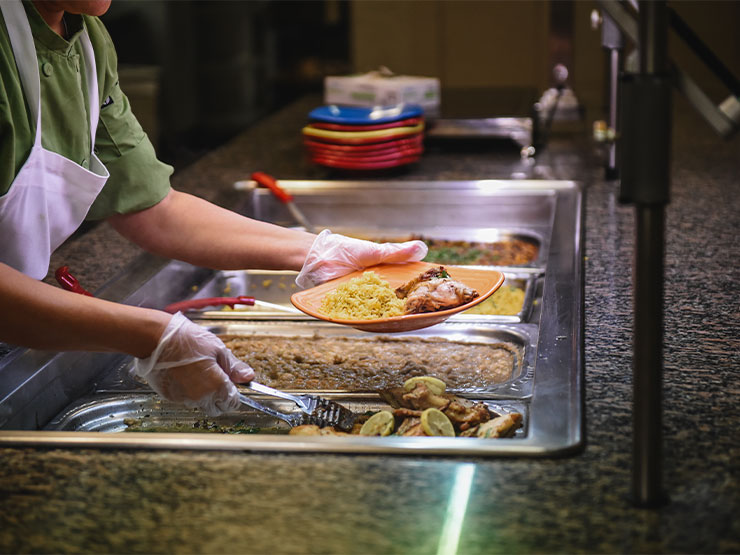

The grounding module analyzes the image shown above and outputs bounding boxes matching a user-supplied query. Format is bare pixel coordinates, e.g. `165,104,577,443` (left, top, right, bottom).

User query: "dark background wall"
103,0,351,169
101,0,740,171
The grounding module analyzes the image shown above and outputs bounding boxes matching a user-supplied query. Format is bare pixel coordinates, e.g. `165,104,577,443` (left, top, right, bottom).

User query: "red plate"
305,140,423,157
307,117,423,132
308,147,423,162
305,146,422,161
303,135,423,153
309,147,423,165
311,153,421,170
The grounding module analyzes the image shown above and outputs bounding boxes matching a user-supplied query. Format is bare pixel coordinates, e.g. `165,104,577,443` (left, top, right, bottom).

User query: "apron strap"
78,29,100,147
1,0,42,146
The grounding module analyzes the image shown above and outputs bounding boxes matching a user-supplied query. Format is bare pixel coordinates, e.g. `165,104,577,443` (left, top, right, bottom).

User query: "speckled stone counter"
1,95,738,554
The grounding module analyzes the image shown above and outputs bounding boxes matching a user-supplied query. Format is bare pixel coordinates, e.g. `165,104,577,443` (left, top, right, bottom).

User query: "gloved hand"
295,229,428,288
133,312,254,416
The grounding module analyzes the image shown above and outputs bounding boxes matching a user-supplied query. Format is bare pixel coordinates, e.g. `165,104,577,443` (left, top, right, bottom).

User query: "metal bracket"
597,0,739,139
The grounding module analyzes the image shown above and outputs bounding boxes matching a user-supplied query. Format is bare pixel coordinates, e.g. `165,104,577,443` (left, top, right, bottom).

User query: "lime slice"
359,411,395,436
403,376,446,395
420,408,455,437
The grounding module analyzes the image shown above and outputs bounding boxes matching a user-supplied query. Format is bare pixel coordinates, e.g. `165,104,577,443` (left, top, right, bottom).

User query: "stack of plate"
303,104,424,170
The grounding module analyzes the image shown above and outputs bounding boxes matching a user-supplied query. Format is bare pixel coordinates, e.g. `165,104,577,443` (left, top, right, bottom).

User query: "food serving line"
1,83,736,552
0,178,583,456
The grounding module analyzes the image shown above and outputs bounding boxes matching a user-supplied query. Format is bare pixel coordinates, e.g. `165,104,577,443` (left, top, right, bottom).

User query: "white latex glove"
133,312,254,416
295,229,429,289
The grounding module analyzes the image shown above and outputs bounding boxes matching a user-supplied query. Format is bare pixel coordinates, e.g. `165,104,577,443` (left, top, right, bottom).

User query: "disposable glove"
133,312,254,416
296,229,428,288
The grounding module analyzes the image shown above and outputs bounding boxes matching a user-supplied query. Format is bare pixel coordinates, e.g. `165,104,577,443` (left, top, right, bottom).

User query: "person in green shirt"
0,0,427,416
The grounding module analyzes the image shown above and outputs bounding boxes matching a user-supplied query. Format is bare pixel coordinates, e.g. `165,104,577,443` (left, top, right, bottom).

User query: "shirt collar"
23,0,84,53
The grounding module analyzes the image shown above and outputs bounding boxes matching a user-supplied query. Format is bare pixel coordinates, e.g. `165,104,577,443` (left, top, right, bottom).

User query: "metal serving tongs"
250,171,317,233
55,267,355,430
163,296,300,314
54,268,297,315
55,266,93,296
239,382,356,431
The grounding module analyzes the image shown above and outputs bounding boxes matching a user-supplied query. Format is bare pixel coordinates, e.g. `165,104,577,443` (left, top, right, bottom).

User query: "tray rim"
0,179,582,457
43,392,530,438
205,320,538,398
189,270,539,323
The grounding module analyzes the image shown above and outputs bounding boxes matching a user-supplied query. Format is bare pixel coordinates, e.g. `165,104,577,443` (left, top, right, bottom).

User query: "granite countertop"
1,95,738,554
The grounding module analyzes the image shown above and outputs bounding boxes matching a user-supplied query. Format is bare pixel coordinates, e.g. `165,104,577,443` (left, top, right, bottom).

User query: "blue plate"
308,104,424,125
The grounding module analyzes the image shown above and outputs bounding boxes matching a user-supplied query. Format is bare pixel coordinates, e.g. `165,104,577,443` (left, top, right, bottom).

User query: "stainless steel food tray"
0,179,582,456
200,321,537,397
426,116,533,147
234,179,555,270
188,270,540,324
34,390,531,456
45,393,529,437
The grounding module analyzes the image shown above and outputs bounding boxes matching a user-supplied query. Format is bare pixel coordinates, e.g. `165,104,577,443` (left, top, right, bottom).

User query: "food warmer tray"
45,321,537,454
0,179,582,457
187,269,540,324
424,86,537,148
234,179,554,271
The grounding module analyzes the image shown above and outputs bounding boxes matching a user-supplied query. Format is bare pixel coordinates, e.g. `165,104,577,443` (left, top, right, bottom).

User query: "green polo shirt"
0,1,171,220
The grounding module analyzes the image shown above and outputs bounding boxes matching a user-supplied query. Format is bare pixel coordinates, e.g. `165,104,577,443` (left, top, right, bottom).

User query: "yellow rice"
320,271,405,320
464,285,525,315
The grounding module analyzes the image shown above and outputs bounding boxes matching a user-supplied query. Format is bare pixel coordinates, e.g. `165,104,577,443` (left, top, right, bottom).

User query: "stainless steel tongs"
238,381,356,431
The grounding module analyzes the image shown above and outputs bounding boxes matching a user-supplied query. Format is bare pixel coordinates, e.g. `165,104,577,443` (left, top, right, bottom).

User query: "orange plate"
291,262,505,333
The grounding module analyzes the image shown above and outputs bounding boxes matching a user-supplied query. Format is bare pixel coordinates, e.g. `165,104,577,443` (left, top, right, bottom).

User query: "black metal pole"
619,0,671,506
633,0,669,507
632,205,666,505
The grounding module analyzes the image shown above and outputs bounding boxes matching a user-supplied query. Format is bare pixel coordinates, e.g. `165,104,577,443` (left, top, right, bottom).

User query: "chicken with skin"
395,266,479,314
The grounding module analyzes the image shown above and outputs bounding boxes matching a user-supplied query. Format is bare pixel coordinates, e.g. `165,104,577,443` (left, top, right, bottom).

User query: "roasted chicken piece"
396,416,425,436
289,425,352,436
383,381,496,432
393,408,422,419
459,413,523,438
401,382,450,411
443,398,492,431
395,266,479,314
378,387,408,409
290,376,522,440
289,424,322,436
394,266,447,298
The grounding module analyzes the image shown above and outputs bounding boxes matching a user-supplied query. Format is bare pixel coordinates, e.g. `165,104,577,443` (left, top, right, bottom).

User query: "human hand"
295,229,428,288
133,312,254,416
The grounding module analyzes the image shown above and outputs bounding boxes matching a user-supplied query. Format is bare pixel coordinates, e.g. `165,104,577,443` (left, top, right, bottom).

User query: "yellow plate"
302,123,425,140
291,261,505,333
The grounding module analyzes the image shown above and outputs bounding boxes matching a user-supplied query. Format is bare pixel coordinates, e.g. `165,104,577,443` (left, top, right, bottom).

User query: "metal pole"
632,205,666,505
639,1,668,74
618,0,670,506
601,13,623,179
629,0,670,507
606,47,621,177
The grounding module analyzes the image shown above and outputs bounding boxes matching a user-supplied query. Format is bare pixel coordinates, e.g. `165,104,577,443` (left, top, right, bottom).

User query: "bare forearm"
108,190,316,271
0,264,169,358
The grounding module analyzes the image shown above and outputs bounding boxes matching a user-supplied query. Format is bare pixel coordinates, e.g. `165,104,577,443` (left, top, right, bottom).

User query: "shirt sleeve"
84,17,172,221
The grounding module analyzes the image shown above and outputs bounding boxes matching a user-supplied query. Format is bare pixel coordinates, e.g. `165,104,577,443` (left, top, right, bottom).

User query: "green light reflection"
436,463,476,555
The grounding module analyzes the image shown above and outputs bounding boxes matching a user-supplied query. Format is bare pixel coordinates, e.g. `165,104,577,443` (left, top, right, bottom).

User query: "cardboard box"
324,71,440,114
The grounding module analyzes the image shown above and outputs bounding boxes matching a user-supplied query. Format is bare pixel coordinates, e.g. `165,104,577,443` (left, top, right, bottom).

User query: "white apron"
0,0,109,279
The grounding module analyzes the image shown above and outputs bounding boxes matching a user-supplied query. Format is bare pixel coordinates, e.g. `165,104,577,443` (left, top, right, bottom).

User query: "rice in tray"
221,334,519,390
319,271,404,320
463,285,525,315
